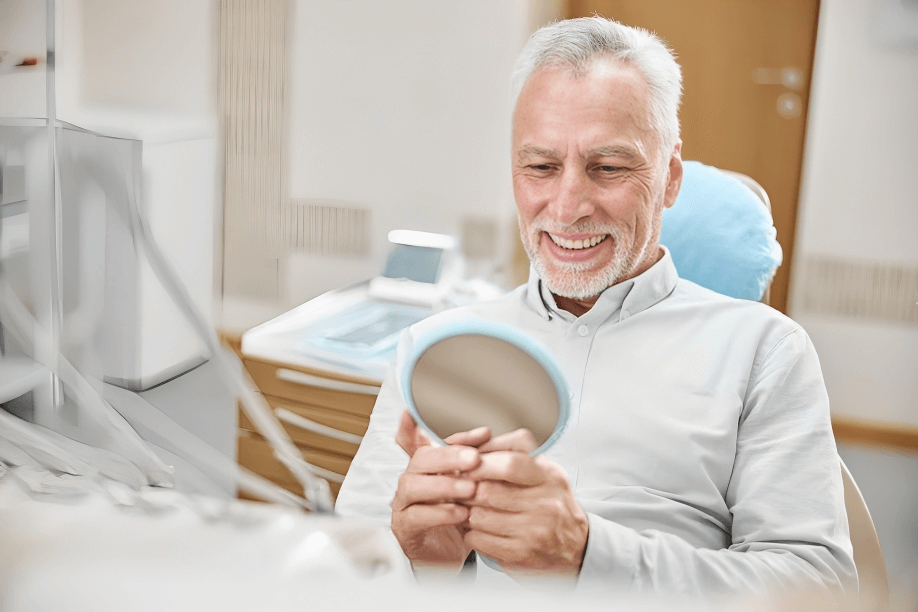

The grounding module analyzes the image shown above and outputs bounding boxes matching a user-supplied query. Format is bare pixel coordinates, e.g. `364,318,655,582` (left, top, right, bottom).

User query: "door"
567,0,820,314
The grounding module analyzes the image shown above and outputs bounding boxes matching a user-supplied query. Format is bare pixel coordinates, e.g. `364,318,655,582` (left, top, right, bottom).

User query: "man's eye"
598,165,620,172
531,164,553,171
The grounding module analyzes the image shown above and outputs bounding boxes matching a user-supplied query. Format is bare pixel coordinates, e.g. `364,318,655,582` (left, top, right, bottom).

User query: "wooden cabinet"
234,355,381,503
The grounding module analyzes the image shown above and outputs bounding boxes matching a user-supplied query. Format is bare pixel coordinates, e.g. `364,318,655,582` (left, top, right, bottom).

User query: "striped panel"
220,0,289,252
288,199,370,256
797,256,918,324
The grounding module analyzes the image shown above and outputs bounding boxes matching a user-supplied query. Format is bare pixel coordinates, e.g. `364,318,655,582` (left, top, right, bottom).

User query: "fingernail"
459,448,478,466
470,426,489,436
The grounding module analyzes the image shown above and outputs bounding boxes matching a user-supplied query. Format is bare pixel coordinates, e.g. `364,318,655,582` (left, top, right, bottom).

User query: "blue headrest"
660,161,782,301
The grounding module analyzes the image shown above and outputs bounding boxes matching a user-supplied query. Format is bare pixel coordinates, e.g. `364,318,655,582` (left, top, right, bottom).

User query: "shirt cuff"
577,512,638,592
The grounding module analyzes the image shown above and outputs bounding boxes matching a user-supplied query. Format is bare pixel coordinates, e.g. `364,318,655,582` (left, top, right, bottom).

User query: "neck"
551,246,665,317
553,294,599,318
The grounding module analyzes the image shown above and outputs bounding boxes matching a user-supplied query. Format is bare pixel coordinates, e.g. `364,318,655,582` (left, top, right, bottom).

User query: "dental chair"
663,161,889,610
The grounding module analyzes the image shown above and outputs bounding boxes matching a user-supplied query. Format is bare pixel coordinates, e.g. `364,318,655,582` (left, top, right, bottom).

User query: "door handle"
752,66,804,90
753,67,805,119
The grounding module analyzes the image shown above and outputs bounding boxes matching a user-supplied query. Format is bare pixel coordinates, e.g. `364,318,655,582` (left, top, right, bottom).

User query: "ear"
663,141,683,209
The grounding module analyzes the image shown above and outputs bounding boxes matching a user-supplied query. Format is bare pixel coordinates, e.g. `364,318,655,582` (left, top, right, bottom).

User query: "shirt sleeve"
578,328,858,599
334,334,412,528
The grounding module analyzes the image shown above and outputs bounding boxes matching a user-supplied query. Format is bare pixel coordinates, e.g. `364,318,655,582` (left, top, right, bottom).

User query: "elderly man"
336,17,856,598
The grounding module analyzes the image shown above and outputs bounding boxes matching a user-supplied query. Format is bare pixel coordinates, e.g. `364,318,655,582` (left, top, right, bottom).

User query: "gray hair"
510,17,683,155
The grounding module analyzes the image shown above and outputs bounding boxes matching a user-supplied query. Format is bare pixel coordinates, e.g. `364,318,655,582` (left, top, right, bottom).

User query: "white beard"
521,220,646,300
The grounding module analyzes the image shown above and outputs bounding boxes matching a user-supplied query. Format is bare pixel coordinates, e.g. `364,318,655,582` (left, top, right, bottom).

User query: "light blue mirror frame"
400,320,571,456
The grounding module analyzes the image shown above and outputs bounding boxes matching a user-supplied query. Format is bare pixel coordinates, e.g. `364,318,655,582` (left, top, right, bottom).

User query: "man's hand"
395,410,491,458
464,438,589,577
390,411,490,572
391,412,587,576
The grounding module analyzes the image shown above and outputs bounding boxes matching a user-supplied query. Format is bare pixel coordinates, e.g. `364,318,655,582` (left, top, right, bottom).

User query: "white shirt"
335,249,857,598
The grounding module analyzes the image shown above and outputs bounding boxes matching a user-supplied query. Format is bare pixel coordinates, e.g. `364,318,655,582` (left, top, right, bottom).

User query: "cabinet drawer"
243,358,379,418
263,395,370,436
236,433,349,500
238,399,365,458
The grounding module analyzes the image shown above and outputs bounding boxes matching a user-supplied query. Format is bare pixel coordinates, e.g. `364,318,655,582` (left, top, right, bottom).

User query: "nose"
548,166,595,226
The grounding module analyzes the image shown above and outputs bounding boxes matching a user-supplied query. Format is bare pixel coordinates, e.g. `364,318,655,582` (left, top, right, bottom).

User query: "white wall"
795,0,918,264
280,0,532,307
0,0,47,118
64,0,217,118
790,0,918,427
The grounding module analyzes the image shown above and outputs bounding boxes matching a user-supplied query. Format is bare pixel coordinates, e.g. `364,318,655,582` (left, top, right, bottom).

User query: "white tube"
0,278,174,487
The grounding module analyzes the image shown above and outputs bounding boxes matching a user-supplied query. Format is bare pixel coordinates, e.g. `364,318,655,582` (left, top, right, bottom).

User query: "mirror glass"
403,323,569,455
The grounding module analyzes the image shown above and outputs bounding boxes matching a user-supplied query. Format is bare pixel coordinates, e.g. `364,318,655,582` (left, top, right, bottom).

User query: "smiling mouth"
546,233,608,250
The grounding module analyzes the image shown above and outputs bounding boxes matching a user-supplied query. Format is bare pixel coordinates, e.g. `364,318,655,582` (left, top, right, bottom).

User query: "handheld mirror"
401,321,570,455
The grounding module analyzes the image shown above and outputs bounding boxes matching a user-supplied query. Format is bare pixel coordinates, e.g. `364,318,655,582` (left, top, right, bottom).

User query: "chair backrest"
716,169,773,305
840,458,889,610
719,169,772,213
660,161,782,303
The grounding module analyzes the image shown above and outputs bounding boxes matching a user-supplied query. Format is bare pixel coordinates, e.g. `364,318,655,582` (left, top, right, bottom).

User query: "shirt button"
577,324,589,336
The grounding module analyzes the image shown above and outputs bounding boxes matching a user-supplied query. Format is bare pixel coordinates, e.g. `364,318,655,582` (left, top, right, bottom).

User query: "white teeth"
547,233,607,250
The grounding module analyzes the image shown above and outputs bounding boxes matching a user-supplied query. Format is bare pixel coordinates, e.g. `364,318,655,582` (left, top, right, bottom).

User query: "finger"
396,410,431,457
444,426,491,448
465,451,544,486
392,473,476,510
395,410,418,453
394,503,470,531
407,445,481,475
465,505,523,538
476,428,537,454
465,479,535,512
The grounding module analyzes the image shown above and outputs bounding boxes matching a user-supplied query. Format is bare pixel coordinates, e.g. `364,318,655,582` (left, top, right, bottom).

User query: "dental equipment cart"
236,232,505,501
237,282,421,500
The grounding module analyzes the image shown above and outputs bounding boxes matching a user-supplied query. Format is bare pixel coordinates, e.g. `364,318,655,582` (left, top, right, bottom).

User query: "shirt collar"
524,246,679,323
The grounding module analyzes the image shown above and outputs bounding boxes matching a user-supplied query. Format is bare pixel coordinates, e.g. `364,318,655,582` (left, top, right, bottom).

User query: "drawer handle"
303,463,345,484
275,368,380,396
275,407,364,446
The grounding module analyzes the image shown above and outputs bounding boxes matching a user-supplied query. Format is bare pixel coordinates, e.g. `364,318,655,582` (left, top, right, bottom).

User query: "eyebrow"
586,145,644,162
516,145,559,161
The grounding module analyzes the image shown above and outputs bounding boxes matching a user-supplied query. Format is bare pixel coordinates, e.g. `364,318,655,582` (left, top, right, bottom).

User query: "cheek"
630,197,665,245
605,180,661,230
646,205,665,238
513,180,543,225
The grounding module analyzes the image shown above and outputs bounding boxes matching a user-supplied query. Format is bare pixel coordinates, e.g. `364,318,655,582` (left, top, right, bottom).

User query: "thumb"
395,410,431,457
